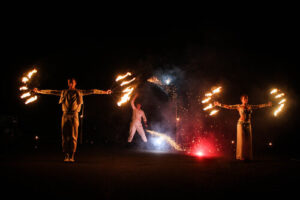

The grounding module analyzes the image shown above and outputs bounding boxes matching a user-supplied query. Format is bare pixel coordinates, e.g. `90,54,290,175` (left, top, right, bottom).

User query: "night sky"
1,10,299,156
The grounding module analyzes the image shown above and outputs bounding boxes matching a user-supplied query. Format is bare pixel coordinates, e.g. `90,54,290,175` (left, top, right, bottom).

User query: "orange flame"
22,77,29,83
116,72,132,82
274,104,284,116
202,97,211,103
120,78,136,86
209,109,219,116
117,86,134,107
21,92,31,99
203,104,213,111
27,69,37,79
19,86,28,91
25,96,37,104
212,87,222,94
270,88,278,94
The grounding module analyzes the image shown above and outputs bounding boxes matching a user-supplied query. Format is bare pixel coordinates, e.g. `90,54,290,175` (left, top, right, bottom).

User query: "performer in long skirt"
215,95,272,160
34,78,112,162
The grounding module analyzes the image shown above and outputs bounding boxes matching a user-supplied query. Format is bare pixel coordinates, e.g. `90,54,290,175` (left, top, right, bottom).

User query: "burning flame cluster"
116,72,136,106
19,68,38,104
270,88,286,116
147,76,163,86
202,86,222,116
146,130,183,151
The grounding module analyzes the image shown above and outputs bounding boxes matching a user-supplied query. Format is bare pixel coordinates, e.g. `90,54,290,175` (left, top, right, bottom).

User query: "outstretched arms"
33,88,61,96
250,102,272,109
81,89,112,96
214,101,239,110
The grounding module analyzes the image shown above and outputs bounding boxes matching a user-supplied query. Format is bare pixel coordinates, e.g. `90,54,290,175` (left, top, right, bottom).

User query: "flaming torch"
270,88,286,117
201,86,222,116
19,68,38,104
115,72,136,107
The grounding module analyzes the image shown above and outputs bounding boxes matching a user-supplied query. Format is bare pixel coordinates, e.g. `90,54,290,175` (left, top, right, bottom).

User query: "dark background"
1,9,299,157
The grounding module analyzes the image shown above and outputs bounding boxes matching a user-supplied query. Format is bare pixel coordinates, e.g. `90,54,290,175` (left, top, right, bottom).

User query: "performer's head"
240,94,248,104
68,78,77,90
136,103,142,109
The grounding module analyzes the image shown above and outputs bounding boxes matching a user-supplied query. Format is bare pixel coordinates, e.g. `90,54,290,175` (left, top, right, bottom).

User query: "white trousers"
128,121,147,143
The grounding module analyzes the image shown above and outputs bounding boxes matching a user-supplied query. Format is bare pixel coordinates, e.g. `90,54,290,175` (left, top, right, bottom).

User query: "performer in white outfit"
128,94,148,143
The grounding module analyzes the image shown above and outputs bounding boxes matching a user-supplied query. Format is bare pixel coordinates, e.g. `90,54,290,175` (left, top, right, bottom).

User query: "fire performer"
214,95,272,161
33,78,112,162
128,93,148,143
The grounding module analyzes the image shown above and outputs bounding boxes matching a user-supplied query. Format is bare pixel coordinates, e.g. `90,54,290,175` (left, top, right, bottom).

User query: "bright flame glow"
147,76,162,85
274,104,284,116
120,78,136,86
19,86,28,91
21,92,31,99
27,69,37,79
196,151,204,157
209,109,219,116
278,99,286,104
22,77,29,83
270,89,278,94
275,93,285,98
146,130,183,151
202,97,211,103
205,92,213,97
25,96,37,104
212,87,222,94
115,72,132,82
117,87,134,107
165,78,171,85
203,104,213,111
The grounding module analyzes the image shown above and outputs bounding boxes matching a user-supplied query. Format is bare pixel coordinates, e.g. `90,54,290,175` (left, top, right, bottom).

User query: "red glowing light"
196,151,204,157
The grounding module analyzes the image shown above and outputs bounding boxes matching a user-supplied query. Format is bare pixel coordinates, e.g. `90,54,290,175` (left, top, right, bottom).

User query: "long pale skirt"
236,121,253,160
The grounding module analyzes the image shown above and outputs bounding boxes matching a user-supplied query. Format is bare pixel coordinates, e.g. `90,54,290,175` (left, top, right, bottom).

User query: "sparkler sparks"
146,130,183,151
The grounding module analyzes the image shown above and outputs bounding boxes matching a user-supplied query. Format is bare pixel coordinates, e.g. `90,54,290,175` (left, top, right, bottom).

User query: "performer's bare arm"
214,101,239,110
80,89,112,96
250,102,272,109
131,94,137,109
142,111,148,127
33,88,61,96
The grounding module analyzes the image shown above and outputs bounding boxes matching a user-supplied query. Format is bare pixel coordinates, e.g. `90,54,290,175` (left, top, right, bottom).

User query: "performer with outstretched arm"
214,94,272,161
33,78,112,162
128,93,148,143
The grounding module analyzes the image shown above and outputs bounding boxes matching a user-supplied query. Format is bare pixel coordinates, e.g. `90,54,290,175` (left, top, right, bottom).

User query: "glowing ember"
231,140,235,144
268,142,273,146
25,95,37,104
209,109,219,116
117,87,134,107
22,77,29,83
275,93,285,99
146,130,183,151
212,87,222,94
203,104,213,111
120,77,136,86
115,72,132,82
270,89,278,94
19,86,28,91
21,92,31,99
176,117,180,121
202,97,211,103
274,104,284,116
27,69,37,79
